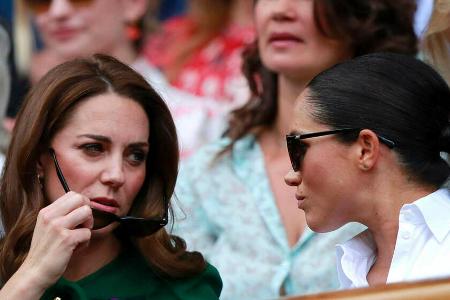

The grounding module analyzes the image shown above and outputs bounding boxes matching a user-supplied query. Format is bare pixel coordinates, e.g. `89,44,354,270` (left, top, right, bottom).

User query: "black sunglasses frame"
286,128,395,172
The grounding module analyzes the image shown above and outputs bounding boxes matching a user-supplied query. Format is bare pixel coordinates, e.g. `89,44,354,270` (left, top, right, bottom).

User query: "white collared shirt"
336,188,450,289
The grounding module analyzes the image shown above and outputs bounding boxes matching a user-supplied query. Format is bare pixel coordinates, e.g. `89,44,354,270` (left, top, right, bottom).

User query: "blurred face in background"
28,0,146,59
254,0,353,81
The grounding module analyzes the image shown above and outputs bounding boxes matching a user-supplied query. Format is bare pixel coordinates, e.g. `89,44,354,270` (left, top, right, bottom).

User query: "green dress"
41,248,222,300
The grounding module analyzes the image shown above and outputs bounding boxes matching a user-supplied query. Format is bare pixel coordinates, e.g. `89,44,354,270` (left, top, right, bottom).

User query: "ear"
37,158,44,176
120,0,149,23
354,129,381,171
37,151,48,177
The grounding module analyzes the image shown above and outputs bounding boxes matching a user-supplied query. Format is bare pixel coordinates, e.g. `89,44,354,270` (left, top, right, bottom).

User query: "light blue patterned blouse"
173,135,364,300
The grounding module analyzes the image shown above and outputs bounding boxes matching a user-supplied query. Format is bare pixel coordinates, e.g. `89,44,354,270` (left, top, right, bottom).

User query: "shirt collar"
406,188,450,243
336,229,376,288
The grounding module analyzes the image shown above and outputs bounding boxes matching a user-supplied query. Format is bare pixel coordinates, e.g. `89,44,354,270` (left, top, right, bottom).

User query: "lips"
295,194,306,209
50,27,79,41
90,197,119,214
269,32,303,45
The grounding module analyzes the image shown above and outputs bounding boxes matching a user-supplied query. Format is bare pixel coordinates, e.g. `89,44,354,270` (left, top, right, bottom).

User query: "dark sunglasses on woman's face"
48,148,168,237
24,0,93,14
286,128,396,172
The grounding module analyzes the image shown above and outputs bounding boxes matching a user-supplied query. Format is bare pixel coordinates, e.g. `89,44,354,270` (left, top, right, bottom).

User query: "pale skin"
0,93,150,298
284,91,435,285
5,0,149,134
30,0,148,83
254,0,352,246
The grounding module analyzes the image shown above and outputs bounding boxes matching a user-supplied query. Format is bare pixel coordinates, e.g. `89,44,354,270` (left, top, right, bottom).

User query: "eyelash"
81,143,103,155
298,141,309,160
79,143,147,166
128,150,147,166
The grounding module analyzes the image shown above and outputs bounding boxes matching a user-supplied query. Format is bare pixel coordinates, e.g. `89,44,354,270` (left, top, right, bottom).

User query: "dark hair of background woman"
307,52,450,188
222,0,418,155
0,54,205,282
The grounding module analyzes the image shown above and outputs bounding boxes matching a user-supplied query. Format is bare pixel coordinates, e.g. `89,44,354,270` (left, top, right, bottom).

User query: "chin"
306,216,342,233
91,222,119,239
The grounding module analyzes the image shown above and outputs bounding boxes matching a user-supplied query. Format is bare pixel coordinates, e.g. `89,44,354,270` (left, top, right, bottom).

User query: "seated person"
0,54,222,299
285,52,450,288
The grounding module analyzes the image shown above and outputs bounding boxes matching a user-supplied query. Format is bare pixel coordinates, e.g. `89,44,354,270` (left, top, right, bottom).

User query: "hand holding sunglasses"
49,148,168,237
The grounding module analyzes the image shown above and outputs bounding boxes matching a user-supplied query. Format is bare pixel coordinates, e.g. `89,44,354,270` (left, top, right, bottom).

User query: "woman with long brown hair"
174,0,418,299
0,54,221,299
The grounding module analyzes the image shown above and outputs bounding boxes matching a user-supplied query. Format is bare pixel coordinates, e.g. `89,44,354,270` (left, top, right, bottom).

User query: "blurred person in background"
421,0,450,84
143,0,254,104
10,0,234,159
173,0,418,299
285,52,450,288
0,54,222,299
23,0,158,84
143,0,255,158
414,0,434,38
6,0,158,132
0,21,11,154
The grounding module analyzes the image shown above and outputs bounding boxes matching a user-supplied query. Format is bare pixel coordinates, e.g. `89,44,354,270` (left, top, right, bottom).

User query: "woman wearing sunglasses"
173,0,417,299
0,54,222,299
285,52,450,288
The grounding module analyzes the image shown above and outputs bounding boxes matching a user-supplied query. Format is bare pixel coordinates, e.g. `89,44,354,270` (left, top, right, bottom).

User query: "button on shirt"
174,135,364,300
337,188,450,289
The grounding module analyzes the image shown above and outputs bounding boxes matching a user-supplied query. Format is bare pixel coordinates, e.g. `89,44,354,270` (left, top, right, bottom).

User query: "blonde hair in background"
13,0,34,76
422,0,450,84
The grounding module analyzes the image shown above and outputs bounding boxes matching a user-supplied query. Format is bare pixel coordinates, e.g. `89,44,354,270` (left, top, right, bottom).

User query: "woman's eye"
128,150,147,166
298,141,308,162
81,143,104,155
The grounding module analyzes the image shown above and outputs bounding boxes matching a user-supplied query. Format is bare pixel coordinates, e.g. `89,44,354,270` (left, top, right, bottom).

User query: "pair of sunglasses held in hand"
49,148,168,237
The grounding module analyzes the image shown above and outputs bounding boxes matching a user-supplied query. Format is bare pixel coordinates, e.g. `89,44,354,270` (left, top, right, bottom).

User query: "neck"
273,74,309,135
358,172,436,264
109,42,138,65
63,234,122,281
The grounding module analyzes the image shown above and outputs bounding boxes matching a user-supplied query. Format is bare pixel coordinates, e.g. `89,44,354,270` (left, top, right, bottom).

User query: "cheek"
122,168,146,206
34,15,51,37
127,170,146,195
302,156,354,231
43,172,67,204
50,163,96,200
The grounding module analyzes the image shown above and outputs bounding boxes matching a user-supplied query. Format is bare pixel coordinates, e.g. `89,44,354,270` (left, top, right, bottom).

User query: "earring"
361,164,369,170
126,22,141,41
37,173,44,189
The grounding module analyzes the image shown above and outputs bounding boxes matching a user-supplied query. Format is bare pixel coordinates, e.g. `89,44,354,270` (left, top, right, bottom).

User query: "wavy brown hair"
222,0,418,154
0,54,205,282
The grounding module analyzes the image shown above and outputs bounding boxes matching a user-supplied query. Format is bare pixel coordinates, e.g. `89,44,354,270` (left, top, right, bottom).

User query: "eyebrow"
77,134,149,148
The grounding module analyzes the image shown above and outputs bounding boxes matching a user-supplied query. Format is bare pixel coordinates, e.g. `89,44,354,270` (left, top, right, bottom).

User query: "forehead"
290,89,320,133
58,92,149,140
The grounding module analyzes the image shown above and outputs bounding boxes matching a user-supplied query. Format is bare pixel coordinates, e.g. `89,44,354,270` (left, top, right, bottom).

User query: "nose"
271,0,298,21
284,169,302,187
100,156,125,189
46,0,74,18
